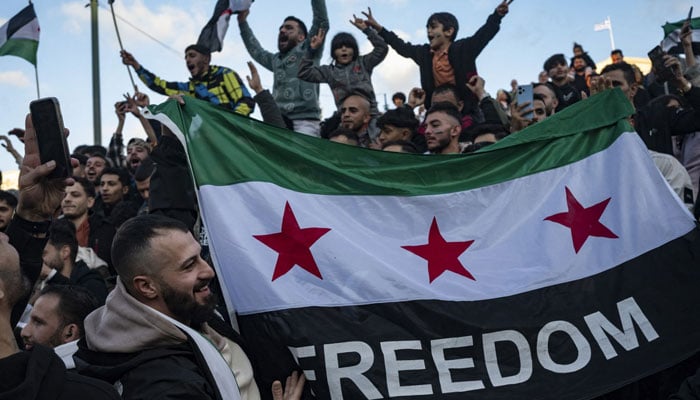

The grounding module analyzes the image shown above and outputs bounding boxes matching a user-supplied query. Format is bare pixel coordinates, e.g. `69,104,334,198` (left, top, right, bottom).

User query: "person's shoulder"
62,372,121,400
118,348,217,399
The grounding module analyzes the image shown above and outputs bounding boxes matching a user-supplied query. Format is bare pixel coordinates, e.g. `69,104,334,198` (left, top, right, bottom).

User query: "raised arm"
307,0,329,54
247,62,286,129
121,50,189,98
368,8,423,62
237,9,275,71
298,29,332,84
9,113,77,326
126,92,158,146
0,135,23,167
352,10,388,71
465,0,510,58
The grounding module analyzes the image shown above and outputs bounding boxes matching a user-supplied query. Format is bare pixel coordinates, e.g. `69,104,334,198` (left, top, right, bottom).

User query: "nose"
197,259,216,279
20,324,30,340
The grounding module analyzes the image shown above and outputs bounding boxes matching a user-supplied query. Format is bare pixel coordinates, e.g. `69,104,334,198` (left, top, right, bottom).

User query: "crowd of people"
1,0,700,399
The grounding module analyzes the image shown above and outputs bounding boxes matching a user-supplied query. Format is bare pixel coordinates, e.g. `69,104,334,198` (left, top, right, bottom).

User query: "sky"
0,0,694,176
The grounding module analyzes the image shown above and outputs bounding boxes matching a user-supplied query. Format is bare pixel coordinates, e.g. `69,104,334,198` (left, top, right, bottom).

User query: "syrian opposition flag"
0,4,39,65
197,0,254,53
661,16,700,55
147,89,700,400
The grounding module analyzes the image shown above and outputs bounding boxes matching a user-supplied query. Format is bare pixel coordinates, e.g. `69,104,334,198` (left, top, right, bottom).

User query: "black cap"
185,44,211,57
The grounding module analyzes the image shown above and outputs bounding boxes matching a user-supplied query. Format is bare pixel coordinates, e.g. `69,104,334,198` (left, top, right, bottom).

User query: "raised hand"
350,13,367,31
467,75,486,100
362,7,382,32
132,91,150,108
309,28,326,50
246,61,263,94
120,50,141,70
17,114,76,221
496,0,512,17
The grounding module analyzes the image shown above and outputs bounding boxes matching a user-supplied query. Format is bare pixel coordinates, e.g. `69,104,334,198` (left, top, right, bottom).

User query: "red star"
254,202,331,281
544,186,619,253
402,217,475,283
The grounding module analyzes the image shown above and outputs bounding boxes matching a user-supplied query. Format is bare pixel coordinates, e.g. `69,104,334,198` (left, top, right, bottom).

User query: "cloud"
60,0,206,53
0,71,31,87
373,48,420,100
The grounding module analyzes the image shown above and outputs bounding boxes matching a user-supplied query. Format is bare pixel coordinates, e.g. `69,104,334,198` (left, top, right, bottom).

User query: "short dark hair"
99,167,131,187
70,153,88,166
185,43,211,57
611,49,623,57
468,123,509,143
112,214,189,285
433,83,464,102
327,127,360,144
425,101,463,124
381,140,419,153
71,176,96,198
377,107,419,131
48,219,78,264
0,190,17,209
572,54,585,62
39,285,99,338
601,61,635,86
284,16,308,38
427,12,459,41
544,53,567,71
84,145,107,158
391,92,406,103
331,32,359,63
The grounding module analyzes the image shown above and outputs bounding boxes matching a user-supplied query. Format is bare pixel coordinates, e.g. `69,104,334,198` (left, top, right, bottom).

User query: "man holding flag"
120,44,255,116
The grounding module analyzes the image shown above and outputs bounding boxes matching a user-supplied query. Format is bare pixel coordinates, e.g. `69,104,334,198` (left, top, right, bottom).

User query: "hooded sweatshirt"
74,279,260,400
0,344,119,400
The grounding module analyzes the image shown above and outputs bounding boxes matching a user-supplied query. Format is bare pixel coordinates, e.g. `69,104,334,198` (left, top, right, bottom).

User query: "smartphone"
516,84,534,118
648,46,674,83
688,6,693,23
29,97,71,179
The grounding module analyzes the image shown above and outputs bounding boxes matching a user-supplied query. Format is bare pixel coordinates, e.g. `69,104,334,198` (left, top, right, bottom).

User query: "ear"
87,197,95,209
399,128,411,140
450,124,461,140
122,185,129,195
59,245,71,262
62,323,80,342
444,27,455,40
629,82,639,100
132,275,158,300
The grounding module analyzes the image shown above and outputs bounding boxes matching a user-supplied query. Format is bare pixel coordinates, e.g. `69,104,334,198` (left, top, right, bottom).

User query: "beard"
159,279,217,327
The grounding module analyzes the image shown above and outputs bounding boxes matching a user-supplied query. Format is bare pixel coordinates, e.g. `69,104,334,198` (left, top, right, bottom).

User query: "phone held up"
516,84,534,119
29,97,72,180
647,46,675,83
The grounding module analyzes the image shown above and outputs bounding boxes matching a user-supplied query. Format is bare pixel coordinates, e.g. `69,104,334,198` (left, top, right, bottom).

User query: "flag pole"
34,65,40,98
108,0,138,93
606,17,616,50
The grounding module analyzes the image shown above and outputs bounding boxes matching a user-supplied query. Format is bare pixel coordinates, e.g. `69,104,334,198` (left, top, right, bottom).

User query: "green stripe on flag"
0,38,38,65
663,17,700,36
150,89,634,196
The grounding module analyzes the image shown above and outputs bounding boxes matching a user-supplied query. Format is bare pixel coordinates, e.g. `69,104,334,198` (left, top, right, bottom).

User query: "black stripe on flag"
6,5,36,39
239,229,700,400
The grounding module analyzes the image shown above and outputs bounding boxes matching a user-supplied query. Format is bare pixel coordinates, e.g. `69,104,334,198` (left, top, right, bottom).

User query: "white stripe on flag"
661,28,700,52
201,133,695,314
0,16,39,48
